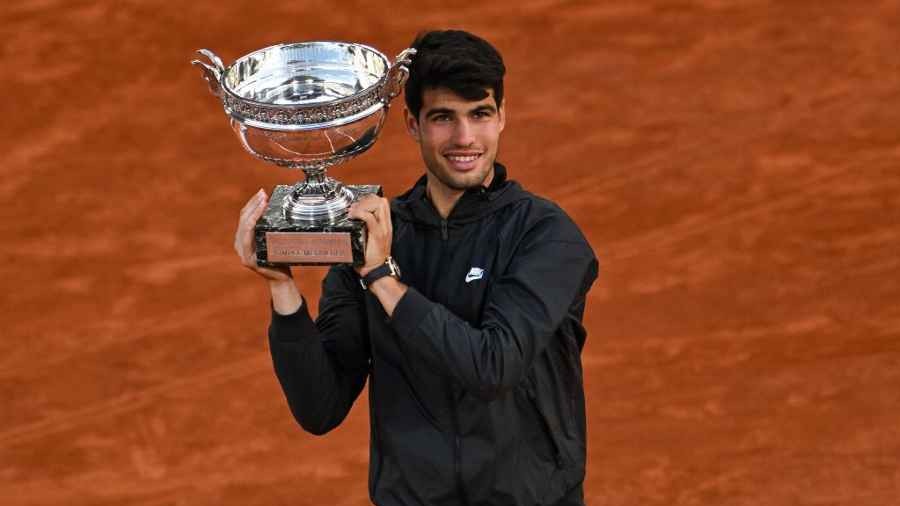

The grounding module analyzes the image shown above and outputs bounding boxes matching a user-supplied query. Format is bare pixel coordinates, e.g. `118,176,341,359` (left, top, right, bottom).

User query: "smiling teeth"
447,155,480,162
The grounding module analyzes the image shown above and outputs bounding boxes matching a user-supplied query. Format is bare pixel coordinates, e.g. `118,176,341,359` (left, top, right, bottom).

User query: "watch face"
388,257,401,278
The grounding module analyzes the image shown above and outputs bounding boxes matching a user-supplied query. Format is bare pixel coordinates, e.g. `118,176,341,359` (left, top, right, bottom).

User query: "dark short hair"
404,30,506,120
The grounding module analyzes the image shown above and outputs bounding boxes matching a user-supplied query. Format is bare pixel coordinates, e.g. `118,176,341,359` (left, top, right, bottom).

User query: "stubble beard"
427,155,495,192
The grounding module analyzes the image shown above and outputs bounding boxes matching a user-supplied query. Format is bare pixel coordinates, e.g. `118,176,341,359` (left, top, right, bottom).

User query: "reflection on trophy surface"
192,42,415,266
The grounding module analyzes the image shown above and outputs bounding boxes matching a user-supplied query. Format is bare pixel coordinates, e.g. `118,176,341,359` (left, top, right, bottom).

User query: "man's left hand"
348,194,393,277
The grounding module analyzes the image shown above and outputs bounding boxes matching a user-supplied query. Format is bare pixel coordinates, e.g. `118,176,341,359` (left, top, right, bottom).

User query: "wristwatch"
359,256,402,290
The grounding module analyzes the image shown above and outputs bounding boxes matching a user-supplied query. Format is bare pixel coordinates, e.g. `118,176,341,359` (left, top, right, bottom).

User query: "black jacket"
268,163,599,506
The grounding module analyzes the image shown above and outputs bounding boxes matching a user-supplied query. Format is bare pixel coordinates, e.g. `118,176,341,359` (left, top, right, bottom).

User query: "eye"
472,110,492,119
431,114,451,123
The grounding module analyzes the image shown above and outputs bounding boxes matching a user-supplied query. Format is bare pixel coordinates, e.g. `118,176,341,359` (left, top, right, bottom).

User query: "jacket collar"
392,162,523,226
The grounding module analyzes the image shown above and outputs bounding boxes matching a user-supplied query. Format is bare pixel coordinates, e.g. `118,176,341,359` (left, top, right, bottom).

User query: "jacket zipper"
438,215,463,500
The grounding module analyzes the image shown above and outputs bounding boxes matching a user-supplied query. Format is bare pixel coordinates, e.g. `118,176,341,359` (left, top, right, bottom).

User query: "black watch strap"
360,257,401,290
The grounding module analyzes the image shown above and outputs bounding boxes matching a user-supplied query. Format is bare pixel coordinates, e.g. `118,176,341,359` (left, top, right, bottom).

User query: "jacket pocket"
398,365,448,433
524,381,568,469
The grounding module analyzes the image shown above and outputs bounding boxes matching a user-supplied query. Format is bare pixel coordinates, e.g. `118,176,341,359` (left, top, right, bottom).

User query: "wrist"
270,280,302,315
359,256,401,290
358,253,392,277
358,263,379,278
368,277,408,317
267,277,295,291
369,274,399,291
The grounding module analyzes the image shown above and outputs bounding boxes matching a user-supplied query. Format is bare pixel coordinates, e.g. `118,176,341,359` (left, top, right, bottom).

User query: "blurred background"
2,1,899,505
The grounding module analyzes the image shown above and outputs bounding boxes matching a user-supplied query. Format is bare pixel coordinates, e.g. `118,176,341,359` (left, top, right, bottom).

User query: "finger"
378,197,391,221
241,202,267,249
348,204,376,222
376,197,391,229
238,191,259,217
240,191,267,225
240,189,266,220
355,193,379,206
240,189,265,217
236,227,254,264
239,200,268,239
236,203,267,264
235,192,266,267
236,198,264,252
250,194,268,220
352,207,378,231
370,213,390,245
349,199,376,215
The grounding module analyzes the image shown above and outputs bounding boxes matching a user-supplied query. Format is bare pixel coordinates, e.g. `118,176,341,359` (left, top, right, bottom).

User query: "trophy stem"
301,168,329,191
282,168,356,226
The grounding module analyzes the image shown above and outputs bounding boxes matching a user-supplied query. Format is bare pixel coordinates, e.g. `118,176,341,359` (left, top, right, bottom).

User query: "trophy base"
254,184,382,266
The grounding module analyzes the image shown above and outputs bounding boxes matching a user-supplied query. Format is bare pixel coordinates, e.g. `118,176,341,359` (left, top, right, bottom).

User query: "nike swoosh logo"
465,268,484,283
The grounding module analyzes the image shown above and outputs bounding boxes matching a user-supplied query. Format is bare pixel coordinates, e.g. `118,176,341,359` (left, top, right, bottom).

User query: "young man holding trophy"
233,30,598,506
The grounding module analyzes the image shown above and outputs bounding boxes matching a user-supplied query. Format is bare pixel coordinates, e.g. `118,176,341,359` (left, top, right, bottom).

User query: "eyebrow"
471,104,497,114
424,104,498,119
424,107,455,119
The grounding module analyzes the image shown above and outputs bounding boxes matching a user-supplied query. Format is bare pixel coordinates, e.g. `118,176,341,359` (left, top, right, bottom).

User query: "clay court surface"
3,1,900,504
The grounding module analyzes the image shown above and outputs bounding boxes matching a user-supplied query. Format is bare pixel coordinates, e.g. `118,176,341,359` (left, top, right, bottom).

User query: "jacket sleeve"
268,265,370,435
389,213,598,401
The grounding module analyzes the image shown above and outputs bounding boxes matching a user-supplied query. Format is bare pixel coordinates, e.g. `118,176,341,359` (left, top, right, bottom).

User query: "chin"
447,172,489,191
453,164,493,186
426,155,494,191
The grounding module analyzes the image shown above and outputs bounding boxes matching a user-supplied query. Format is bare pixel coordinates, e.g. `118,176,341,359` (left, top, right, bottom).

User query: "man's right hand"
234,189,293,282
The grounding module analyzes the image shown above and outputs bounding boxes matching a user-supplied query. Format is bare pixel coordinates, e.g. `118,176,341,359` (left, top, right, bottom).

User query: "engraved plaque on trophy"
192,42,414,266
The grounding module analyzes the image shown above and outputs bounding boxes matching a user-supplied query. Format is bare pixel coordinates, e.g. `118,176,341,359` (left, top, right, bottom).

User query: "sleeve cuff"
269,296,318,342
389,286,434,340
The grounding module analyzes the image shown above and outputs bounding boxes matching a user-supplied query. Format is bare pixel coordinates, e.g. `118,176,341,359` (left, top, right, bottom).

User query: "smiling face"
405,87,506,193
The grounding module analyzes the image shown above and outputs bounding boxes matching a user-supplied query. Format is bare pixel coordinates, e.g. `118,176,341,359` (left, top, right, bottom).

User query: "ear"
404,107,421,142
498,101,506,133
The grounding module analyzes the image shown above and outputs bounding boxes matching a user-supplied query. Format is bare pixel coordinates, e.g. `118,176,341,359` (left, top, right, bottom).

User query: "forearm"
390,287,529,400
267,265,371,435
368,276,408,317
387,242,597,400
269,299,366,435
269,278,302,315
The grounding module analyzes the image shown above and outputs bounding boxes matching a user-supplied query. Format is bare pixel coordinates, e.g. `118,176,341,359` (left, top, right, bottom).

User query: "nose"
451,118,476,147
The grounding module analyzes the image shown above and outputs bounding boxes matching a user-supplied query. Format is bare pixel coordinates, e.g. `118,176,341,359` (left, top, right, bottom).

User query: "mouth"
443,152,483,172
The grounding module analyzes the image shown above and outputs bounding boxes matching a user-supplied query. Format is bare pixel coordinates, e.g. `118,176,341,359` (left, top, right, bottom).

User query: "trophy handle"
191,49,226,98
381,48,417,104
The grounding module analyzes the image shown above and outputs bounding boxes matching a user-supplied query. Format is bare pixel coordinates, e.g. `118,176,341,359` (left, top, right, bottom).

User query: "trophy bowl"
193,42,414,265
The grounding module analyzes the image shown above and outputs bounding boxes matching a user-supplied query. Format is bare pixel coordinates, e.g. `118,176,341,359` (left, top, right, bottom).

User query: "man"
234,30,598,506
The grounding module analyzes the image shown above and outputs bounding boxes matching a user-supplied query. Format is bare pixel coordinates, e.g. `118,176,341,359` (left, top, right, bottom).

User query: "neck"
425,170,495,219
425,180,463,220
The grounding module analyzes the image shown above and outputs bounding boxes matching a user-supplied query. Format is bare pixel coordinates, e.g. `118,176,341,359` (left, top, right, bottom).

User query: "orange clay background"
3,1,899,505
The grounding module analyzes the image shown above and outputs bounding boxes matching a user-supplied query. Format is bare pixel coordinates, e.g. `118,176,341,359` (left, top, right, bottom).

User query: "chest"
392,216,517,326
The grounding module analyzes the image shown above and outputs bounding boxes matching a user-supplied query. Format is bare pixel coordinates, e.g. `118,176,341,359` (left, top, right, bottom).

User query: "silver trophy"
192,42,415,266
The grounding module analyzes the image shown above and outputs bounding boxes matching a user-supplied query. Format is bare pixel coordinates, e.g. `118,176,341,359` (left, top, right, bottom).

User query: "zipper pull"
441,219,448,240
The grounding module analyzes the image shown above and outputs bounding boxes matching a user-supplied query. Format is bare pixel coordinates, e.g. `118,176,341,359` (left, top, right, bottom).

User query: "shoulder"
499,190,599,288
502,189,592,250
